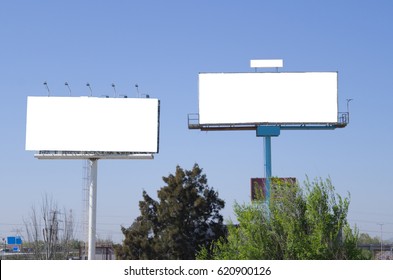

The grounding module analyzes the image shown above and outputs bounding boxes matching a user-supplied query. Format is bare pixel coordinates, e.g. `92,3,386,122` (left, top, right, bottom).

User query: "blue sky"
1,0,393,243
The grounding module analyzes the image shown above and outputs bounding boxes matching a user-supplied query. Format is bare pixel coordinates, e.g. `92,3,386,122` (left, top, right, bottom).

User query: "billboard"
199,72,338,125
251,177,297,201
26,96,160,153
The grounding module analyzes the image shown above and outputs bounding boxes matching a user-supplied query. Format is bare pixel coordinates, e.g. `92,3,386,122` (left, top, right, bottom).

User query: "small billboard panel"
199,72,338,125
26,96,160,153
251,177,297,201
251,178,269,201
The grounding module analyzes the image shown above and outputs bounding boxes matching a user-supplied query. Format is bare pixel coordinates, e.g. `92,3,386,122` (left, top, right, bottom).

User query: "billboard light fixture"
43,81,51,96
64,82,72,96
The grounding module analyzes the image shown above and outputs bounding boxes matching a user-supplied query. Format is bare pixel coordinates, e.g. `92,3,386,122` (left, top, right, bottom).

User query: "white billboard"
26,96,160,153
199,72,338,125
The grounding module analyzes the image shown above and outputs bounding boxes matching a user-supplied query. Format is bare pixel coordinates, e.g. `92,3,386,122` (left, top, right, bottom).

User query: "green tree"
358,233,380,245
199,178,367,260
115,164,226,260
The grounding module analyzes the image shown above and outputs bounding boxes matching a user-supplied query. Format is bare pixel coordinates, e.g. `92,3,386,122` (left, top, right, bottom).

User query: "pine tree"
115,164,225,259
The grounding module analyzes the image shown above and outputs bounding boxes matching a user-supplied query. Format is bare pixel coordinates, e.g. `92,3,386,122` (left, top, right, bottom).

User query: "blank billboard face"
26,96,160,153
199,72,338,125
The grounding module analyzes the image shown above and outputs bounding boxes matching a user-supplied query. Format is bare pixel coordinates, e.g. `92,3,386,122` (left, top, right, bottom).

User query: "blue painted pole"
256,126,279,213
264,136,272,205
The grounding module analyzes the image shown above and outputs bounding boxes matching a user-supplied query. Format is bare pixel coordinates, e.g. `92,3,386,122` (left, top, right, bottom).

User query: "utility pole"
377,223,384,259
2,238,6,260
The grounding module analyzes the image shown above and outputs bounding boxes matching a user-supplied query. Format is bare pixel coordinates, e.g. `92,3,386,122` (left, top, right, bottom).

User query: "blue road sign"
7,236,15,245
7,236,22,245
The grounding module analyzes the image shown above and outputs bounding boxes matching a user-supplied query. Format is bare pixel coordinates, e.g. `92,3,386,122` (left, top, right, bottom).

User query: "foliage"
358,233,381,245
115,164,226,260
198,177,368,260
356,233,381,259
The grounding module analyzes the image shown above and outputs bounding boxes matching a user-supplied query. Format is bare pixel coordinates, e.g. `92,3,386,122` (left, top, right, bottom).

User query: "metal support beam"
34,151,154,160
257,126,280,137
88,159,98,260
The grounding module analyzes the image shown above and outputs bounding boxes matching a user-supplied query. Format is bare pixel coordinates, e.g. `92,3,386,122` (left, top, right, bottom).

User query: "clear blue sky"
1,0,392,243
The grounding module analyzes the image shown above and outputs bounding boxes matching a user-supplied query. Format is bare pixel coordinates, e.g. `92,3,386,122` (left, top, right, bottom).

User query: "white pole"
88,159,98,260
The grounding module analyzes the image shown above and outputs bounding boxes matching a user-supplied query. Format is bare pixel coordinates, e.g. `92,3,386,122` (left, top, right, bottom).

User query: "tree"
358,233,380,245
115,164,226,259
23,194,75,259
198,177,367,260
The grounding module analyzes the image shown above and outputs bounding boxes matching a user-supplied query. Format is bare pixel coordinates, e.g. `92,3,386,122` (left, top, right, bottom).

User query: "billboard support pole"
264,136,272,206
88,159,98,260
26,96,160,260
257,126,280,207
